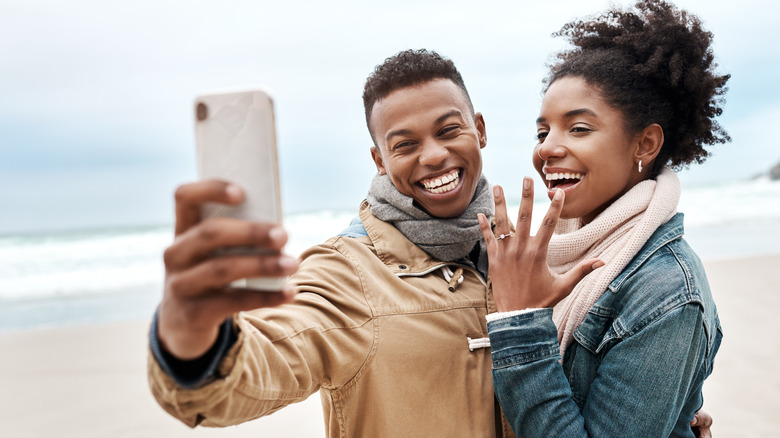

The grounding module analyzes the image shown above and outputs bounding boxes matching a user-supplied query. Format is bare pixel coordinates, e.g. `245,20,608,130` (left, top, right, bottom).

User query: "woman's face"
533,76,643,224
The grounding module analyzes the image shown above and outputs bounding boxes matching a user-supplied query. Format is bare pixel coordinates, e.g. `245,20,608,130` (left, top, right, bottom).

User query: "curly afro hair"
546,0,730,175
362,49,473,143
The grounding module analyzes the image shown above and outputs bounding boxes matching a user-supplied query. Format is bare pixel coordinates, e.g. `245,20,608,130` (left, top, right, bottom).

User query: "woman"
477,1,726,436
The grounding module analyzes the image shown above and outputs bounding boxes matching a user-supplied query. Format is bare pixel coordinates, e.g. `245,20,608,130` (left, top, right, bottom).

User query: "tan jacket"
149,201,516,438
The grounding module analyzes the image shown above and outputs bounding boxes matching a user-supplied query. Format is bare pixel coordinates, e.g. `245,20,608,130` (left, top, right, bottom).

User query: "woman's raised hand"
477,177,603,312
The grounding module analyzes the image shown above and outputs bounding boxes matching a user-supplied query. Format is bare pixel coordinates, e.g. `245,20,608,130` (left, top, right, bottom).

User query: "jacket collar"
358,200,448,275
608,213,685,293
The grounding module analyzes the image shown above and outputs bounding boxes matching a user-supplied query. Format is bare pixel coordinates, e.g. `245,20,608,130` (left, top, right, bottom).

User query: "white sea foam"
678,177,780,226
0,212,356,302
0,227,170,300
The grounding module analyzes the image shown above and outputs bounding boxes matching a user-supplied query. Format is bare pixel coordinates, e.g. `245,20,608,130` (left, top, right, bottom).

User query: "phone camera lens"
196,102,208,121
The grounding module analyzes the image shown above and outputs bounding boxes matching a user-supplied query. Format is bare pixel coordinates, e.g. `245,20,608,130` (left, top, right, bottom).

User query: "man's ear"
635,123,663,169
370,146,386,175
475,112,487,149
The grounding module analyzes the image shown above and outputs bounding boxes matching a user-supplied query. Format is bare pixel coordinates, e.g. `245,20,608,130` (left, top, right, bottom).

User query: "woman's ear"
635,123,664,170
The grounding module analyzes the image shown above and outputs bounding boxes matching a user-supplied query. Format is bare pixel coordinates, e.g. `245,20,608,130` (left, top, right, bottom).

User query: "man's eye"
439,125,460,136
394,141,414,150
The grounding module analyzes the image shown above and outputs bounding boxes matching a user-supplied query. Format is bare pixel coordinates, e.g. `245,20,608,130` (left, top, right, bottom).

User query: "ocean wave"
2,179,779,303
678,178,780,226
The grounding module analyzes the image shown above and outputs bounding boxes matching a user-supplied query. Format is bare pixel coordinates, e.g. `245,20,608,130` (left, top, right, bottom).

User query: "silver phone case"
195,89,285,290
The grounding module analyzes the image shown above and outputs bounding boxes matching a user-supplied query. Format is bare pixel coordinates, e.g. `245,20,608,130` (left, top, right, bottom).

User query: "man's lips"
419,169,461,194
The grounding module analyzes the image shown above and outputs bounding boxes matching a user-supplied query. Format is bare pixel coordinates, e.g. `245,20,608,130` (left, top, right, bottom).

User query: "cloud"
1,0,777,232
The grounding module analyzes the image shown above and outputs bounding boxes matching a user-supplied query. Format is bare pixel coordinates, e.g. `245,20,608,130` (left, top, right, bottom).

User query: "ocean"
2,178,779,333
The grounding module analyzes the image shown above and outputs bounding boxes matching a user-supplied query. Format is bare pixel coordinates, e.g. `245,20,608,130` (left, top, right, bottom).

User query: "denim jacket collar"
608,213,685,293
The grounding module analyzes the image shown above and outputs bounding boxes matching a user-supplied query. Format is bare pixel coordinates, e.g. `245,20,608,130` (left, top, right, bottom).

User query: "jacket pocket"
572,306,620,355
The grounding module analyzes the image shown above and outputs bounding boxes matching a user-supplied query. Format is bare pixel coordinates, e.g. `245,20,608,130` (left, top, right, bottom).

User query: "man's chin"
413,184,473,217
416,200,469,219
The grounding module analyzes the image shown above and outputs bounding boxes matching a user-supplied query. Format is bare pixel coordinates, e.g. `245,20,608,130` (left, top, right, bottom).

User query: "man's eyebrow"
385,128,412,142
435,109,463,125
536,108,597,125
385,110,464,142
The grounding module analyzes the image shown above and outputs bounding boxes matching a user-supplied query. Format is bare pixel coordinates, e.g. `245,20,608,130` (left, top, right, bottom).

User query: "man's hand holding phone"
158,180,299,360
157,88,296,360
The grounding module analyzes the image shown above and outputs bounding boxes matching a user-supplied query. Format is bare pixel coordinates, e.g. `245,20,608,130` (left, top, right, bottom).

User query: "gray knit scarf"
366,173,493,268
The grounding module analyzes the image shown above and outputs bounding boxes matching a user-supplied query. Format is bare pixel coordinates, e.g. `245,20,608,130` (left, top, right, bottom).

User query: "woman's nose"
537,133,566,162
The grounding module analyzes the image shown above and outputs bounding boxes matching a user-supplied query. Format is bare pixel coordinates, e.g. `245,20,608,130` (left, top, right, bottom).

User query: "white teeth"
545,172,584,181
421,170,460,192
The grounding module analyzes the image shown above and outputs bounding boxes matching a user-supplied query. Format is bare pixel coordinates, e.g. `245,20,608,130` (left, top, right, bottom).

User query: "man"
148,49,711,437
150,48,522,437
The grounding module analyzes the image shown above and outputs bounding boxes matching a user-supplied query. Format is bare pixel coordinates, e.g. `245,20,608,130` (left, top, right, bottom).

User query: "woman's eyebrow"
564,108,597,119
537,108,598,125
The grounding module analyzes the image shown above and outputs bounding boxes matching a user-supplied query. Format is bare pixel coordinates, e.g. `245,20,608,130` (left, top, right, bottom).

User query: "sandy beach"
1,254,778,437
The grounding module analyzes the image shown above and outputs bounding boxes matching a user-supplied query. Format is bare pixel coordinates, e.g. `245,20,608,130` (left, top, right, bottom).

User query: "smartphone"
194,88,286,291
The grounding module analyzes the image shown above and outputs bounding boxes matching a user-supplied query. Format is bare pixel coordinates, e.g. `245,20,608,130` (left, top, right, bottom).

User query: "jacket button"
399,265,407,269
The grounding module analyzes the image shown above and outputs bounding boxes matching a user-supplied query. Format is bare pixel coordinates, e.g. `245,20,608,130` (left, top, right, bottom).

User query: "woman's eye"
571,126,591,133
536,132,548,142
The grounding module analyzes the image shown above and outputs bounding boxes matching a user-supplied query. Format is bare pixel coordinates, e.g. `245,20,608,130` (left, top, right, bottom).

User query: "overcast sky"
1,0,777,234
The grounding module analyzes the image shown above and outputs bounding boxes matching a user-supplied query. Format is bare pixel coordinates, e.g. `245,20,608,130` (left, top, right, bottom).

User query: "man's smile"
419,169,461,194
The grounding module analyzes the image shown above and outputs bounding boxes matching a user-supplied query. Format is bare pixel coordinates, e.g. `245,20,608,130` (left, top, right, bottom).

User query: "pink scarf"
550,168,680,356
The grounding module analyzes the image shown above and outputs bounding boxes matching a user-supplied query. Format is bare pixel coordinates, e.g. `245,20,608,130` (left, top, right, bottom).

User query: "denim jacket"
487,213,722,437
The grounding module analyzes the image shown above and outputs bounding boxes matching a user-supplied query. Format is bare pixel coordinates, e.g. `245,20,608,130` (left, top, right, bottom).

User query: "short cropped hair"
362,49,473,142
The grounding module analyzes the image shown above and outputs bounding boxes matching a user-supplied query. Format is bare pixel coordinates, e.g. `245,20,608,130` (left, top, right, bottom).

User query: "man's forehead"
377,78,467,108
369,79,471,136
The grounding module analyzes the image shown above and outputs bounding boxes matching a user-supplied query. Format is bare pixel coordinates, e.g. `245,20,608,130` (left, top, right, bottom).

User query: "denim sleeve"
149,310,237,389
488,305,707,437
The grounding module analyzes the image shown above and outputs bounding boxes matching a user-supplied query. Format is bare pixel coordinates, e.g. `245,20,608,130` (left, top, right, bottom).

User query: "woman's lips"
545,171,584,198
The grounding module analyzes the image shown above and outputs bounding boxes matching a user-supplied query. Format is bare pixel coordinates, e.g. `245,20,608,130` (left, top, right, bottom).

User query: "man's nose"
418,140,449,166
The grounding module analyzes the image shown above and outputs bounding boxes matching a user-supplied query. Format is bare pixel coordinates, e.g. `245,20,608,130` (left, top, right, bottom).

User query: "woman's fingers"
478,214,495,250
559,258,604,292
515,177,535,236
165,218,288,271
174,180,244,236
492,185,512,238
535,188,564,244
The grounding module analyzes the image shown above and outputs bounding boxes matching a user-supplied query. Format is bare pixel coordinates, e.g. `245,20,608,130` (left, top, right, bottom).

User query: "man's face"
369,79,486,218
